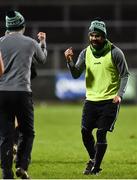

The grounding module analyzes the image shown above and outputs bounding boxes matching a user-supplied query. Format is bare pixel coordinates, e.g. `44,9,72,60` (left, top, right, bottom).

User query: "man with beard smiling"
64,19,129,175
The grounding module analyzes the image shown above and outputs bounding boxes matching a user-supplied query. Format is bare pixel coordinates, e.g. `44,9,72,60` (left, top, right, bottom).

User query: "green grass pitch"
1,103,137,179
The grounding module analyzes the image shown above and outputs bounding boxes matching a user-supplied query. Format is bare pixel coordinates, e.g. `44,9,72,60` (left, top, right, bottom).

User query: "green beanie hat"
89,20,107,37
6,10,25,31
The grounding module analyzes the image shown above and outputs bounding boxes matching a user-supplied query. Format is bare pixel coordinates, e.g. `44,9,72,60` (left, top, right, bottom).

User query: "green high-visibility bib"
85,46,120,101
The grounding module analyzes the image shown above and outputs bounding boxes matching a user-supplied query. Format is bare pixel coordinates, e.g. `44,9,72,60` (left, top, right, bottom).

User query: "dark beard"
91,40,106,50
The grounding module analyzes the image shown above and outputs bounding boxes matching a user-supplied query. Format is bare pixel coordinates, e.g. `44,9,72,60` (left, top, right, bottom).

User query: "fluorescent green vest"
85,45,120,101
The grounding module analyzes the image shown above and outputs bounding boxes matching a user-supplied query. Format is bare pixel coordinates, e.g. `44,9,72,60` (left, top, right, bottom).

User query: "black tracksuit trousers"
0,91,35,179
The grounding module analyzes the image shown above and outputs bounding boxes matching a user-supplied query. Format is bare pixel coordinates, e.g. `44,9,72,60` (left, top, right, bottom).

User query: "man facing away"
0,10,47,179
64,19,129,175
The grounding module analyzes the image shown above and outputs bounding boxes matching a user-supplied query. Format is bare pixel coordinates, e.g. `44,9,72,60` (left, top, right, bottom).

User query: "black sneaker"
90,166,102,175
83,159,94,175
16,167,30,179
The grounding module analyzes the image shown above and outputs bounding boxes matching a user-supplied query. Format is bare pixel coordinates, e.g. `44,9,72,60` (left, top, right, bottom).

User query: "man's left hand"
37,32,46,43
112,96,121,104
